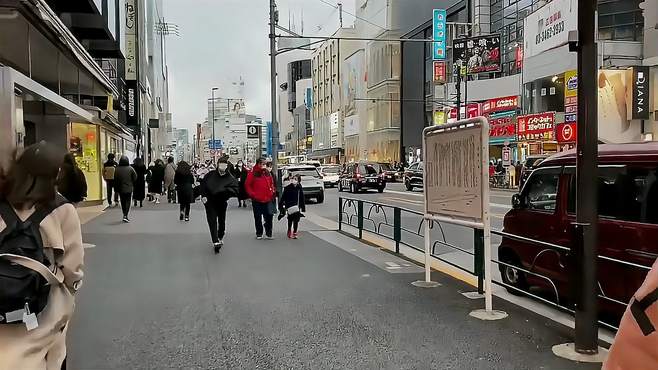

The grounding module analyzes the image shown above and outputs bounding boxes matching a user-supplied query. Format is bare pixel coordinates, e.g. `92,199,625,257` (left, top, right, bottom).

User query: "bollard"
474,228,484,295
357,200,364,239
338,197,342,231
394,207,401,254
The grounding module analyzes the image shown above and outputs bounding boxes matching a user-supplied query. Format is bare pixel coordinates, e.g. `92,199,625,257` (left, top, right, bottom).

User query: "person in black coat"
199,157,239,253
131,157,147,207
113,156,137,222
279,174,305,239
174,161,195,221
233,160,249,207
57,153,87,204
148,159,165,203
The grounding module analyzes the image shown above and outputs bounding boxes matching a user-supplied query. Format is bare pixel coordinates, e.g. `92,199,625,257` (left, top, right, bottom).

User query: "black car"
403,162,423,191
519,155,548,189
339,162,386,193
378,163,397,182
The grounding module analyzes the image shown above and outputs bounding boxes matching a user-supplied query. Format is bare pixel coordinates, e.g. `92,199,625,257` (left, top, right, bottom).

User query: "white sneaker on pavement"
256,235,263,240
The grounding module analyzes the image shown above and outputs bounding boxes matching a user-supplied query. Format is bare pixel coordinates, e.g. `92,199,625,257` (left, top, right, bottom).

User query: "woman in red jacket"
245,157,276,239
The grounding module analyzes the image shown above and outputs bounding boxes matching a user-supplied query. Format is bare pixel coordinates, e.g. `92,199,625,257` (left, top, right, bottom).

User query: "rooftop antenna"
338,2,343,28
301,8,304,34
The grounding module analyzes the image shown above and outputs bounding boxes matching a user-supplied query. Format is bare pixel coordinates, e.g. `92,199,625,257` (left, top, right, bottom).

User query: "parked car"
320,165,341,187
519,154,549,189
497,142,658,321
301,160,321,168
403,162,424,191
378,163,398,182
283,165,325,203
338,162,386,193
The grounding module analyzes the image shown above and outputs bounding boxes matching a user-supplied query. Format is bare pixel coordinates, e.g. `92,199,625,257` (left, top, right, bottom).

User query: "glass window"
522,168,560,211
359,163,381,175
567,166,658,225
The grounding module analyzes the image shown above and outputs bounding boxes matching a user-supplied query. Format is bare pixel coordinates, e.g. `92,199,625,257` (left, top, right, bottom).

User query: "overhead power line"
314,0,388,31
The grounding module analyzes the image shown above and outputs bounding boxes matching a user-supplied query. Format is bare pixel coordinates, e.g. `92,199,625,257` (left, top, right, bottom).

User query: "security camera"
568,30,579,52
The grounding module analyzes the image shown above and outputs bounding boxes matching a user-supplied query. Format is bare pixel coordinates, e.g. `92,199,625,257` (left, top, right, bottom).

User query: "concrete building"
400,0,653,165
310,27,360,164
171,127,190,162
0,0,133,203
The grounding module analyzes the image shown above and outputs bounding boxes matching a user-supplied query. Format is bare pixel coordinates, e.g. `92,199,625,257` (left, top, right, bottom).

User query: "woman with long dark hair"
233,160,249,207
174,161,195,221
0,142,84,369
148,159,165,204
57,153,87,204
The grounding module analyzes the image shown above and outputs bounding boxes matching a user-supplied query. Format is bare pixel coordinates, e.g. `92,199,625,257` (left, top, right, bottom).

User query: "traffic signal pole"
269,0,279,172
574,0,599,355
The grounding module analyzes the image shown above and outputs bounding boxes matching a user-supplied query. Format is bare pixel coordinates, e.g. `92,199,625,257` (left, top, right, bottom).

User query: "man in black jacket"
199,157,239,253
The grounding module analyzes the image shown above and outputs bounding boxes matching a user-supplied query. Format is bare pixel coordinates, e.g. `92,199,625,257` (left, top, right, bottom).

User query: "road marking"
361,274,370,278
83,243,96,249
382,196,424,205
491,203,512,209
385,262,402,270
386,189,423,197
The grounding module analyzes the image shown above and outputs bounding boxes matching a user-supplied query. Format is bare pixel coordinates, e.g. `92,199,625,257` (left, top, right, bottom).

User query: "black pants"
180,202,191,218
106,180,118,205
119,192,132,218
167,186,176,203
205,200,228,243
287,213,301,233
253,201,273,237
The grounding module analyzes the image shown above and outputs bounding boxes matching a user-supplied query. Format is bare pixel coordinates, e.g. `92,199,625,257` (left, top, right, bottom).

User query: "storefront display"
69,123,101,201
483,95,519,162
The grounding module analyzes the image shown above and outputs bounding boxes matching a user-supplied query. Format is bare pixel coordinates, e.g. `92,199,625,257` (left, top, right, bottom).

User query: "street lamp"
211,87,219,162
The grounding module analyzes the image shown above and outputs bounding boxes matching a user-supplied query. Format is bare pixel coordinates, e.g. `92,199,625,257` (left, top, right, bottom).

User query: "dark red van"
498,142,658,319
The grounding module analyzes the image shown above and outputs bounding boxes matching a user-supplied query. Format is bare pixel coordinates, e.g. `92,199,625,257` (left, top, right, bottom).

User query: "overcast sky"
166,0,356,133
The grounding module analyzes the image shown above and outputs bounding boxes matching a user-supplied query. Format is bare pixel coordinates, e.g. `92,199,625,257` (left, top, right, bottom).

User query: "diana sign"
629,66,651,120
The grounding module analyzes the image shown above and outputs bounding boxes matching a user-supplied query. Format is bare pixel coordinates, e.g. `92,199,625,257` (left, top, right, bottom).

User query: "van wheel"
350,183,357,193
499,251,529,295
405,181,413,191
317,194,324,204
377,187,384,193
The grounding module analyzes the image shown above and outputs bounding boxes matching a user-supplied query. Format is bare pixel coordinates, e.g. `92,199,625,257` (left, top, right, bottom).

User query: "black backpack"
0,196,66,325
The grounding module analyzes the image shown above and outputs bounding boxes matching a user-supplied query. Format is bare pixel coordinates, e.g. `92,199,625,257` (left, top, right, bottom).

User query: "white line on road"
385,189,423,197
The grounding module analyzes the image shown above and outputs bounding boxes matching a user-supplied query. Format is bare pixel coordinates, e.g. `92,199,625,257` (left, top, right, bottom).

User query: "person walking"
0,142,84,370
57,153,87,204
279,174,305,239
102,153,118,207
164,157,177,203
131,157,147,207
245,157,276,240
234,160,249,207
198,157,239,253
174,161,195,221
148,159,165,204
113,156,137,223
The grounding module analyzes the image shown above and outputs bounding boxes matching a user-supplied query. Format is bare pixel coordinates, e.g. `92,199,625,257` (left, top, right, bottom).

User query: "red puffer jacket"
245,168,276,203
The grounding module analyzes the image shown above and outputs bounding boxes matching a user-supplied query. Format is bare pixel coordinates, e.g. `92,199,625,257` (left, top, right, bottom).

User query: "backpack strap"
0,200,18,229
0,253,63,285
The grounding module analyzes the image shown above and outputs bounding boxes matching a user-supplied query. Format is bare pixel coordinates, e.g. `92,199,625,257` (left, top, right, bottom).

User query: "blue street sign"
433,9,447,60
208,139,223,150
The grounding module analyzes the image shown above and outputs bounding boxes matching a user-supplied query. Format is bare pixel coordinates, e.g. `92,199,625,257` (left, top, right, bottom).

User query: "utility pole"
211,87,218,162
338,2,343,28
574,0,599,354
269,0,279,172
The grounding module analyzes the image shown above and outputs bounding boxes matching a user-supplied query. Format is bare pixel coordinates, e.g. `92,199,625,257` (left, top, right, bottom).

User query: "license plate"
368,179,376,183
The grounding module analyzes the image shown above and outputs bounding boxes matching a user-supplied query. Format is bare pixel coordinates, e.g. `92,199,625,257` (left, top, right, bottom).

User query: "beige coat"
0,203,84,370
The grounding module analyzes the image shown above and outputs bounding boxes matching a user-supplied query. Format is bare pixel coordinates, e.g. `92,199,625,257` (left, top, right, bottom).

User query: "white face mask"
291,179,298,185
217,163,228,172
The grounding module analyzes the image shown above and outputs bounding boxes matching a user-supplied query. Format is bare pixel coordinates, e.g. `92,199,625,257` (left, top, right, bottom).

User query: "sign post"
421,117,507,320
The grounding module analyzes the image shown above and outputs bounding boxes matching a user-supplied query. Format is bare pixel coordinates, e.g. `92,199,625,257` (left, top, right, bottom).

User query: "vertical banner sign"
432,9,447,60
125,0,137,80
433,61,446,84
631,66,651,120
564,70,578,124
126,80,139,127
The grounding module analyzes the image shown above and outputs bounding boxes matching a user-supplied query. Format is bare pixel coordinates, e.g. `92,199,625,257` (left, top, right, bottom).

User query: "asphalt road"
68,200,597,369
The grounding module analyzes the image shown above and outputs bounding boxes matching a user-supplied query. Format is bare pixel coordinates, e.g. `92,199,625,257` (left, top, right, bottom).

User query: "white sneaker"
265,235,274,240
122,217,130,223
218,239,224,246
256,235,263,240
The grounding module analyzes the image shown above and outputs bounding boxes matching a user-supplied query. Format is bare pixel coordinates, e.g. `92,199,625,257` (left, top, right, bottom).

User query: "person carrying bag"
278,174,305,239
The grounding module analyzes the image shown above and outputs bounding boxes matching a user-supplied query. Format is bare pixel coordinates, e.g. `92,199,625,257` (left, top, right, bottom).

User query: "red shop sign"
556,122,577,143
481,96,519,114
489,116,516,138
517,112,555,141
449,103,481,119
433,61,446,84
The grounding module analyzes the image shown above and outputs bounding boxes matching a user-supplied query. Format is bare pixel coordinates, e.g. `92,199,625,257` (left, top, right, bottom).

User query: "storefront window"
70,123,101,201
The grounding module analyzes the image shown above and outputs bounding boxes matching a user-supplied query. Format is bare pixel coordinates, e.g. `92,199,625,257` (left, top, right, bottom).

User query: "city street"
68,200,597,369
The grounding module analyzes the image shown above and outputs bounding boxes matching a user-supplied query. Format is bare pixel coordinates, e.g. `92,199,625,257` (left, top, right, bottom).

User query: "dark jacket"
175,169,195,204
114,157,137,194
280,183,305,213
199,170,239,201
233,166,249,200
148,163,165,194
57,155,87,203
132,161,147,201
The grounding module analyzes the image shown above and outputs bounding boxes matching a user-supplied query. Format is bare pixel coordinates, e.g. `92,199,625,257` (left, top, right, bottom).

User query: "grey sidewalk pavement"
68,201,600,369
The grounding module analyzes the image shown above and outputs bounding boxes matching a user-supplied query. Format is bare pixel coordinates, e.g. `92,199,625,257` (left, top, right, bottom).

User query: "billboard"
481,96,519,115
516,112,555,141
629,66,651,120
424,122,485,223
452,35,501,74
342,50,365,118
523,0,578,59
344,115,359,137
